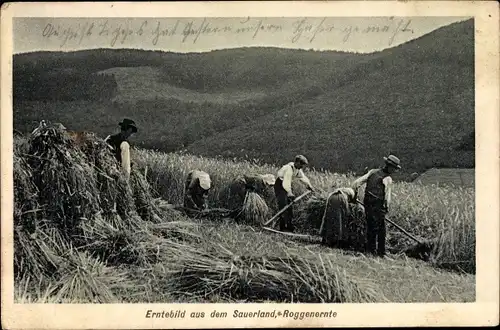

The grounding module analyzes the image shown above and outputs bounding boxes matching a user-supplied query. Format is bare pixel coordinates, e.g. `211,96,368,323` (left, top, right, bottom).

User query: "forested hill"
13,19,474,178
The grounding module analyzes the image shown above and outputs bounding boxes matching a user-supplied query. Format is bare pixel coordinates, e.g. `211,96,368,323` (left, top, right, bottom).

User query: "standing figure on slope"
274,155,315,233
351,154,401,257
105,118,138,181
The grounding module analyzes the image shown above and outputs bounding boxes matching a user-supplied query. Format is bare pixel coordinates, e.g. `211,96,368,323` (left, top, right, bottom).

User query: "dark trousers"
274,178,294,232
364,197,387,256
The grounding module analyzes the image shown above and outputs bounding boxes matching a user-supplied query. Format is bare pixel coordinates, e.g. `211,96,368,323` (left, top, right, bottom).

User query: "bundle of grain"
239,191,271,225
163,239,382,303
14,221,69,281
14,121,179,275
76,213,153,265
24,122,171,224
343,203,366,251
26,123,105,233
48,250,134,303
13,152,39,233
296,193,329,234
222,175,273,225
75,130,127,216
130,168,163,223
296,192,366,251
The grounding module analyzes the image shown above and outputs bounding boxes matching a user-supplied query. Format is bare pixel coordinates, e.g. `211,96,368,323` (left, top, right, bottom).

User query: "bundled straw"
13,150,39,233
14,121,185,279
162,239,382,303
224,175,272,226
239,191,270,225
296,193,366,251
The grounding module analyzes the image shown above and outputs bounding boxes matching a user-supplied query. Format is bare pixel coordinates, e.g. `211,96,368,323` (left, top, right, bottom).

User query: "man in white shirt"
351,154,401,257
184,170,212,211
105,118,138,181
274,155,314,232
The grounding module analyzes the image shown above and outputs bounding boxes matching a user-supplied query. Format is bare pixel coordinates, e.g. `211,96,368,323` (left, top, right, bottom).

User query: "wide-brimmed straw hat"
119,118,138,133
295,154,309,165
384,155,401,169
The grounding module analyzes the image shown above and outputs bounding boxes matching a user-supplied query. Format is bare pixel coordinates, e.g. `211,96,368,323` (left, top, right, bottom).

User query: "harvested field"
135,148,476,275
414,168,475,187
12,121,475,303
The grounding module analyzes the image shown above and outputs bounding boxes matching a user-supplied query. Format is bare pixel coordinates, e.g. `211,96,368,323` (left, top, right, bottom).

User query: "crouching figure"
226,174,276,223
228,174,276,207
319,187,358,248
184,170,211,211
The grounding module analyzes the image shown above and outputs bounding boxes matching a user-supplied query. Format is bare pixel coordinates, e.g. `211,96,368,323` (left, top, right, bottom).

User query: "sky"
13,16,470,54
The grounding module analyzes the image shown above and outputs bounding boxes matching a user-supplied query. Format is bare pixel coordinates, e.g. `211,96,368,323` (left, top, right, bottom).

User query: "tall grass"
133,148,475,274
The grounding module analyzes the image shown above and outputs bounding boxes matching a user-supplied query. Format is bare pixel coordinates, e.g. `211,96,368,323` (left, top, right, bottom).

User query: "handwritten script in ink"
41,17,414,48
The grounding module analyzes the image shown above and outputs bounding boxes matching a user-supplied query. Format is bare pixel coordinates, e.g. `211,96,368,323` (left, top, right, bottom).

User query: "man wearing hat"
105,118,138,180
184,170,212,211
274,155,315,232
351,154,401,257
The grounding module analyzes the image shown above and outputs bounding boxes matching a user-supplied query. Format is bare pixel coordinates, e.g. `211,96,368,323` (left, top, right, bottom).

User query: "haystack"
224,175,272,225
162,238,382,303
297,192,366,251
13,149,39,233
14,121,181,281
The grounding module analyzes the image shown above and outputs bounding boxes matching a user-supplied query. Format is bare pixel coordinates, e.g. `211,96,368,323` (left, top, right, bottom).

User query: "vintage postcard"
1,1,499,329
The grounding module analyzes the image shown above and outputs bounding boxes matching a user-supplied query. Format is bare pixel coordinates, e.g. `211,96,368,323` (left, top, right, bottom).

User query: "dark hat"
295,154,309,165
119,118,138,133
384,154,401,169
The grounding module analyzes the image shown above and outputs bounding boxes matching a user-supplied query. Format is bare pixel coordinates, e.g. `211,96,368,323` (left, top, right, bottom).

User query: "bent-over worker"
227,173,276,220
184,170,212,211
242,174,276,193
105,118,138,180
351,154,401,257
319,187,357,248
274,155,314,232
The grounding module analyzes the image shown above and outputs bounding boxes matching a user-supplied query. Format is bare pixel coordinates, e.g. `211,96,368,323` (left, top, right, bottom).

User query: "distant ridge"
13,19,474,178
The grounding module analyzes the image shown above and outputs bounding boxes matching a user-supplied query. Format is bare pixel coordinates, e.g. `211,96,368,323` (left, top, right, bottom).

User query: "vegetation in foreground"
13,125,475,304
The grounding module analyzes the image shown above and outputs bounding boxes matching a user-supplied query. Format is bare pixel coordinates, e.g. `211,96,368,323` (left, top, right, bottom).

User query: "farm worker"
351,154,401,257
184,170,212,211
230,173,276,201
226,173,276,220
319,187,357,248
105,118,138,180
275,155,315,232
241,174,276,193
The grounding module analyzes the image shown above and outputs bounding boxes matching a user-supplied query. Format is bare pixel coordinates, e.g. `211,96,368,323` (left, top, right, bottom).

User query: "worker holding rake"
105,118,138,181
184,170,212,211
275,155,315,232
352,154,401,257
